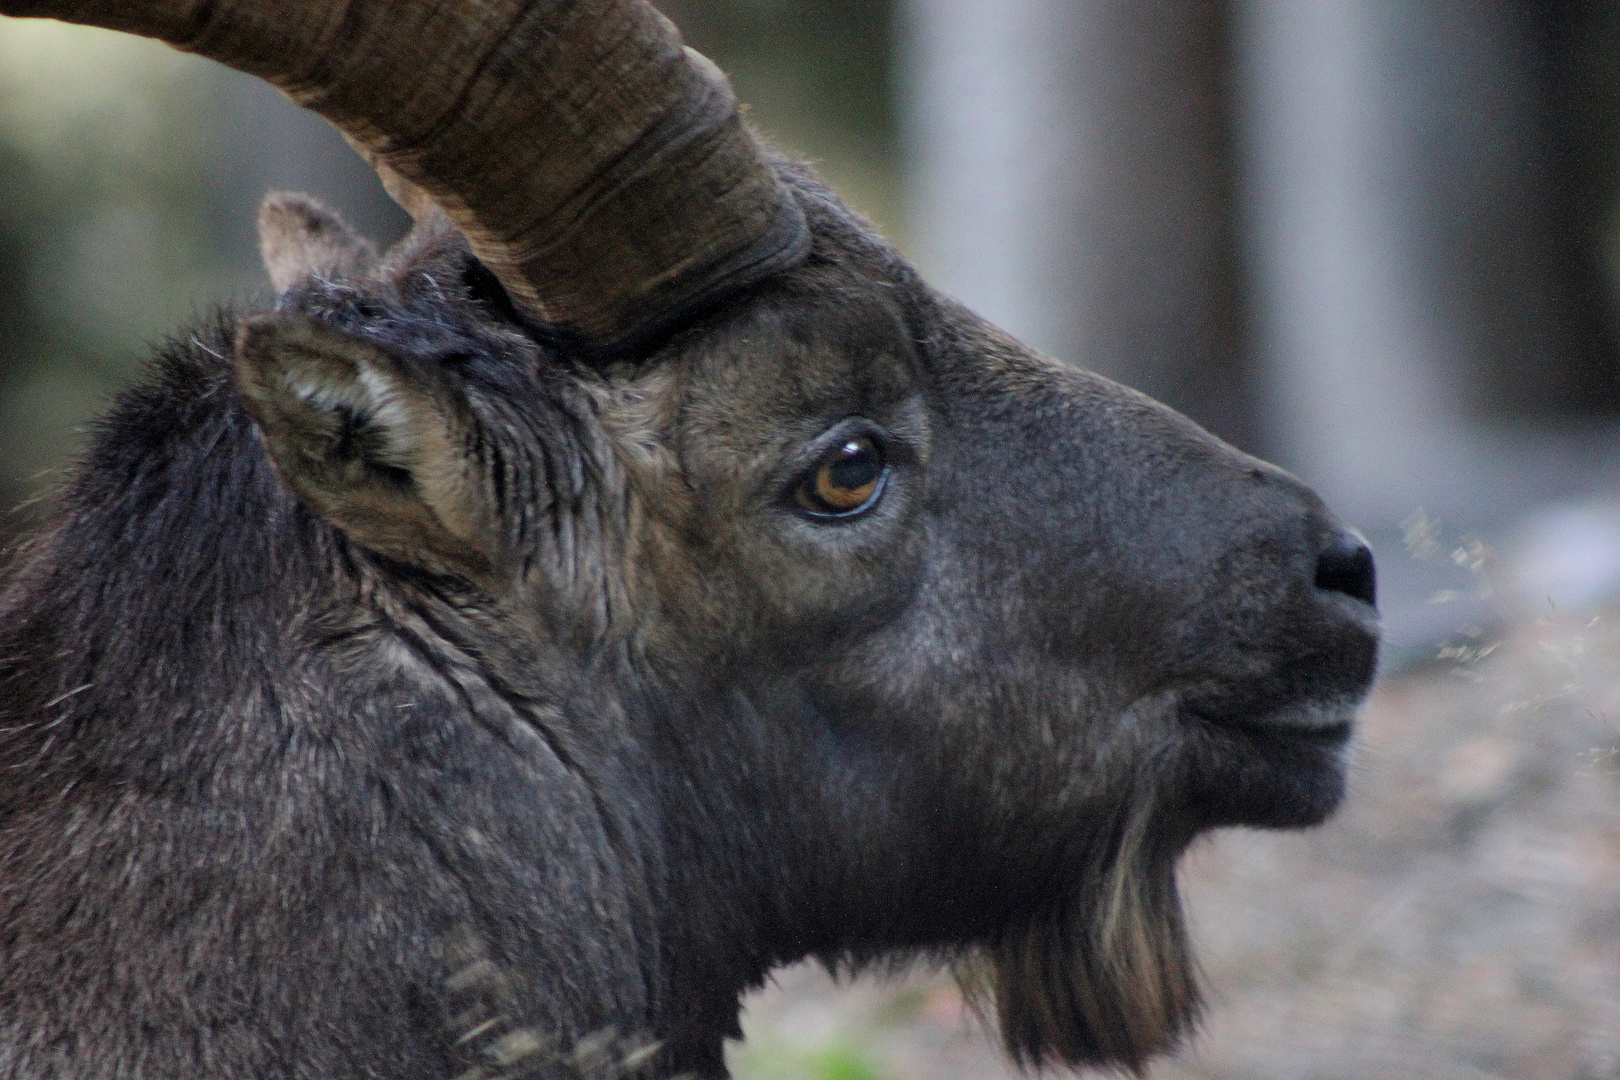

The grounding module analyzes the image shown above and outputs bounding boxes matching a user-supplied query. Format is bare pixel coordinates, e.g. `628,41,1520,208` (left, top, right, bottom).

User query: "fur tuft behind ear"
258,192,378,293
234,312,498,579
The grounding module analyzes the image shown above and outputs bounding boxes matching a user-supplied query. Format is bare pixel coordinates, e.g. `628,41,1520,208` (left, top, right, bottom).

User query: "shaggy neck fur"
0,323,660,1076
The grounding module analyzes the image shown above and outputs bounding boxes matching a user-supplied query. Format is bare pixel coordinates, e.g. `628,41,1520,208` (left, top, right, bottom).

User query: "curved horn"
0,0,809,351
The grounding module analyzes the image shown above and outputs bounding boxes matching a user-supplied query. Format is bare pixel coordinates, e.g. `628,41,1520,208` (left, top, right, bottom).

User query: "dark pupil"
828,443,881,490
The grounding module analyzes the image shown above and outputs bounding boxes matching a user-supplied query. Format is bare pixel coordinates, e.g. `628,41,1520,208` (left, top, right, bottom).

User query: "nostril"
1315,529,1376,606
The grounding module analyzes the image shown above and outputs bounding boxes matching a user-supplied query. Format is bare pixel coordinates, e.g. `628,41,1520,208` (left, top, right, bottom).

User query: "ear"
234,312,501,580
258,192,378,293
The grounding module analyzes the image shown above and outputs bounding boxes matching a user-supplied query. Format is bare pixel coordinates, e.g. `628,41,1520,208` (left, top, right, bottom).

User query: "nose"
1314,529,1376,606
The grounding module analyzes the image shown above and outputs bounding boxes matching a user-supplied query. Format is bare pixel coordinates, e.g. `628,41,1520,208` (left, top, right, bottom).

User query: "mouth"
1174,690,1362,830
1183,693,1360,744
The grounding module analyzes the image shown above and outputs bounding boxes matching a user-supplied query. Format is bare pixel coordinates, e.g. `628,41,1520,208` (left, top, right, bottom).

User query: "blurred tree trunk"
899,0,1252,449
1483,0,1620,419
1381,0,1620,423
1240,0,1620,527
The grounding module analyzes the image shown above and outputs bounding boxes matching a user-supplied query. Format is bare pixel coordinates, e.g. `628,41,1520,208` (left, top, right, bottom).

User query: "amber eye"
795,436,888,517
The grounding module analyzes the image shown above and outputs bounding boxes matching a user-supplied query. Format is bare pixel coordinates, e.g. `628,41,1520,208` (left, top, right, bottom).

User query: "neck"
634,673,993,1077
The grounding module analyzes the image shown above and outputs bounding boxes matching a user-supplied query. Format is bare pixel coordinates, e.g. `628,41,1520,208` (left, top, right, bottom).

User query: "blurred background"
2,4,1620,1078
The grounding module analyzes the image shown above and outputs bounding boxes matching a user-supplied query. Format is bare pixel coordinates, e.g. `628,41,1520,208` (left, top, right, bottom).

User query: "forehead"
669,276,919,457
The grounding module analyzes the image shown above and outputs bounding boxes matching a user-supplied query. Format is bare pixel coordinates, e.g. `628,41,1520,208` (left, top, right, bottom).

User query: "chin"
1176,696,1360,831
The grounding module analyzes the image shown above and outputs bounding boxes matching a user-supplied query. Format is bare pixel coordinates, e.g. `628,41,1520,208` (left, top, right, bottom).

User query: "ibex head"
0,2,1378,1076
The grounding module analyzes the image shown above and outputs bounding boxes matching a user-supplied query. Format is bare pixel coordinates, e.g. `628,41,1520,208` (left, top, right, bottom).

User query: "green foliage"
731,1037,890,1080
0,22,238,528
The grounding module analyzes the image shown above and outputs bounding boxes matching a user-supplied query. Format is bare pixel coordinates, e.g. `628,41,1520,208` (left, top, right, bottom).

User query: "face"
595,243,1378,1070
616,256,1375,837
239,202,1379,1074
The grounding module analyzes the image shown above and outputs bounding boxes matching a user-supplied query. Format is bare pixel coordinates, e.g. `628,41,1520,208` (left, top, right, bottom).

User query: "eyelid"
796,469,889,519
792,419,900,471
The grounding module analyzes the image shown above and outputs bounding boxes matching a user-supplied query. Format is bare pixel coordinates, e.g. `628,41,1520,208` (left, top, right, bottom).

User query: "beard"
958,787,1202,1075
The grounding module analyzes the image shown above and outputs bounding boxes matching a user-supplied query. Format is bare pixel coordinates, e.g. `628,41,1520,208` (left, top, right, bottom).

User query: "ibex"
0,2,1379,1078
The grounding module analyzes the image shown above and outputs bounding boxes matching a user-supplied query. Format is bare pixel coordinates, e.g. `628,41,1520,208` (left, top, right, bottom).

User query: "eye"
794,436,888,518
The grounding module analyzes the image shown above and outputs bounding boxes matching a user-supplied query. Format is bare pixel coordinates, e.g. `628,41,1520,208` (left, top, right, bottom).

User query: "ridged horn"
0,0,810,351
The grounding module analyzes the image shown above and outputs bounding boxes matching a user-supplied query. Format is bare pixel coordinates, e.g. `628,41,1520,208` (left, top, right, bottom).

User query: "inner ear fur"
234,312,499,580
258,192,379,293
